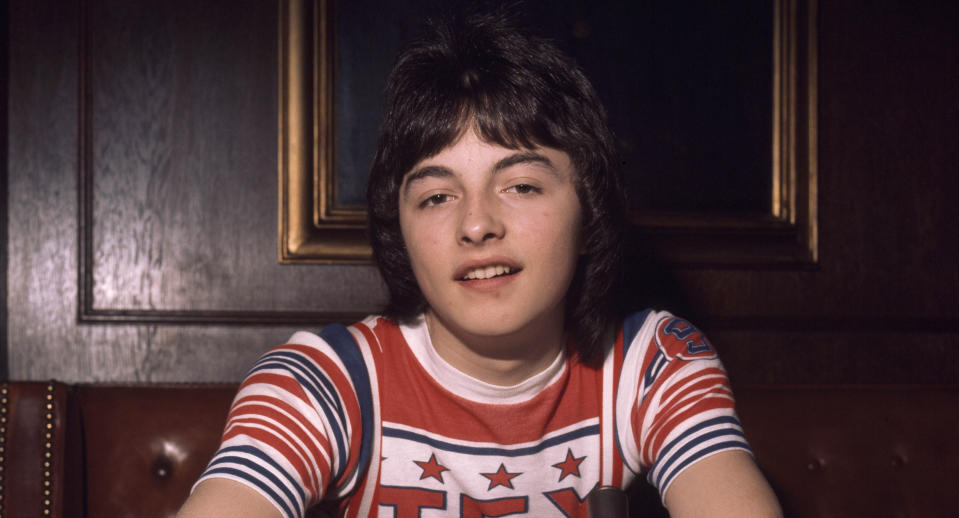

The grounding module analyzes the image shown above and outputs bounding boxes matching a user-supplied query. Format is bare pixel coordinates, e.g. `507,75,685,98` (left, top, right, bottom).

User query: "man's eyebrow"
402,165,453,197
492,151,557,175
402,151,558,197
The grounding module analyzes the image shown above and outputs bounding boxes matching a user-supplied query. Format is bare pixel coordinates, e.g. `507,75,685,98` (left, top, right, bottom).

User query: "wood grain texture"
7,0,384,382
669,0,959,324
673,1,959,384
6,0,959,383
8,0,84,380
84,0,386,314
0,0,9,379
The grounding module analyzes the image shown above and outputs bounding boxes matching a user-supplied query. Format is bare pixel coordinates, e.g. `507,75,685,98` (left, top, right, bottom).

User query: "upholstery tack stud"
41,382,56,518
0,382,6,518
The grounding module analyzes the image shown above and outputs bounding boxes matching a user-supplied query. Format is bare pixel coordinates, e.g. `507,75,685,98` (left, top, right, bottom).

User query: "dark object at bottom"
587,485,630,517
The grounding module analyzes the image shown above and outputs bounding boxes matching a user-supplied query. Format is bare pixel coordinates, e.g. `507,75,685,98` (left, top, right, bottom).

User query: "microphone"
586,485,629,517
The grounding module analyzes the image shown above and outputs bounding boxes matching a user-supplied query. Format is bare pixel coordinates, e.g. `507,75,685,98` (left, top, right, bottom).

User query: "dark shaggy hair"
366,8,626,366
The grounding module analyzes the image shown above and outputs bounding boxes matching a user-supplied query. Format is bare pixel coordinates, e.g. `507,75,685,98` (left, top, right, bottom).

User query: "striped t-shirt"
196,309,750,517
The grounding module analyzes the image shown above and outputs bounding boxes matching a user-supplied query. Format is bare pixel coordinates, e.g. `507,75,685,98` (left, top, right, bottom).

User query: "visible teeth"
464,265,512,280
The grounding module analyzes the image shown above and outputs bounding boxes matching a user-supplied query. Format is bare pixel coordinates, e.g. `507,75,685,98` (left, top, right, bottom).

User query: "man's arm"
177,479,284,518
662,450,782,518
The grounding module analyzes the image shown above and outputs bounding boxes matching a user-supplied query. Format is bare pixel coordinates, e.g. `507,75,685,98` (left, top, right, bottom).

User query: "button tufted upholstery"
76,384,237,518
737,386,959,518
1,382,956,517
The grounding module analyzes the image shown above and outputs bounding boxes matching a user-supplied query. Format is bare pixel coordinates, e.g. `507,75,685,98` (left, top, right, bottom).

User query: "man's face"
398,127,582,348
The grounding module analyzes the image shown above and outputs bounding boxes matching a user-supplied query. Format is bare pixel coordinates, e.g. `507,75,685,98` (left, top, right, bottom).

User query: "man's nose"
457,194,505,244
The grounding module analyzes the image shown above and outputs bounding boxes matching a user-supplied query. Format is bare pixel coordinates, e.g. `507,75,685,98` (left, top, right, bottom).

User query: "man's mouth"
460,265,519,281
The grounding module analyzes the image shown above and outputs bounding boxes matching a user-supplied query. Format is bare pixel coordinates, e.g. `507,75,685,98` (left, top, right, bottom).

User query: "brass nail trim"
41,383,55,517
0,383,7,517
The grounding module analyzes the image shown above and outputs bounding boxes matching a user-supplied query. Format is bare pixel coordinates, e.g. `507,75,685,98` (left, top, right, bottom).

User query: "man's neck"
425,310,566,387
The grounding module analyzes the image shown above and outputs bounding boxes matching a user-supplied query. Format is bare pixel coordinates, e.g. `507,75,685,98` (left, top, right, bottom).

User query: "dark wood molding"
77,0,94,324
76,0,366,326
75,308,367,326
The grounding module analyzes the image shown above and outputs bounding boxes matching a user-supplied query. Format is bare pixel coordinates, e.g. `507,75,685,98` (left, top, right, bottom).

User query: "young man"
178,9,781,518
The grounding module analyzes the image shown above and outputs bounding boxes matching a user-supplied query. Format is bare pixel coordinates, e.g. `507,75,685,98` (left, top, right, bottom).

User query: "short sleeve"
194,330,367,518
617,311,751,499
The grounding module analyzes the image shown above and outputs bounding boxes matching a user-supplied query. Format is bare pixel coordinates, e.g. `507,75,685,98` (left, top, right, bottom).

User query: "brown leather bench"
2,382,956,517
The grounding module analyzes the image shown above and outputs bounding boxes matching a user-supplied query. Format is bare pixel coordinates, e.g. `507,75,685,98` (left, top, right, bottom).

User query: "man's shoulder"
619,310,716,361
279,315,402,345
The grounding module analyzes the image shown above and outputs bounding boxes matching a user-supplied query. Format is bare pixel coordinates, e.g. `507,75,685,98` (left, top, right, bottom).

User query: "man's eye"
420,193,452,207
506,184,541,195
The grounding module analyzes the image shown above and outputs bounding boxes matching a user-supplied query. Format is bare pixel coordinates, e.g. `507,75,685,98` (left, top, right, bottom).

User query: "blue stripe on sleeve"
206,444,308,518
653,439,752,493
204,467,297,518
257,351,347,428
621,309,652,357
249,356,350,479
642,352,667,389
319,323,375,488
649,415,749,490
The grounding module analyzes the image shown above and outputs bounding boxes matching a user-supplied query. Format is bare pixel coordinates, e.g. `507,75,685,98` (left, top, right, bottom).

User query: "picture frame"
279,0,818,267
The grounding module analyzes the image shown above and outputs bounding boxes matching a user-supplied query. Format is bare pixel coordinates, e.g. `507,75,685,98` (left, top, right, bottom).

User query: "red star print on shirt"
552,448,586,482
414,453,449,483
481,463,521,490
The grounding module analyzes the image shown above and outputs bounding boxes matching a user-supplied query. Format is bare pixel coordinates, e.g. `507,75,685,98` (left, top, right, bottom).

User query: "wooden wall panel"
685,0,959,384
1,0,9,379
7,0,384,382
6,0,959,384
80,0,385,320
